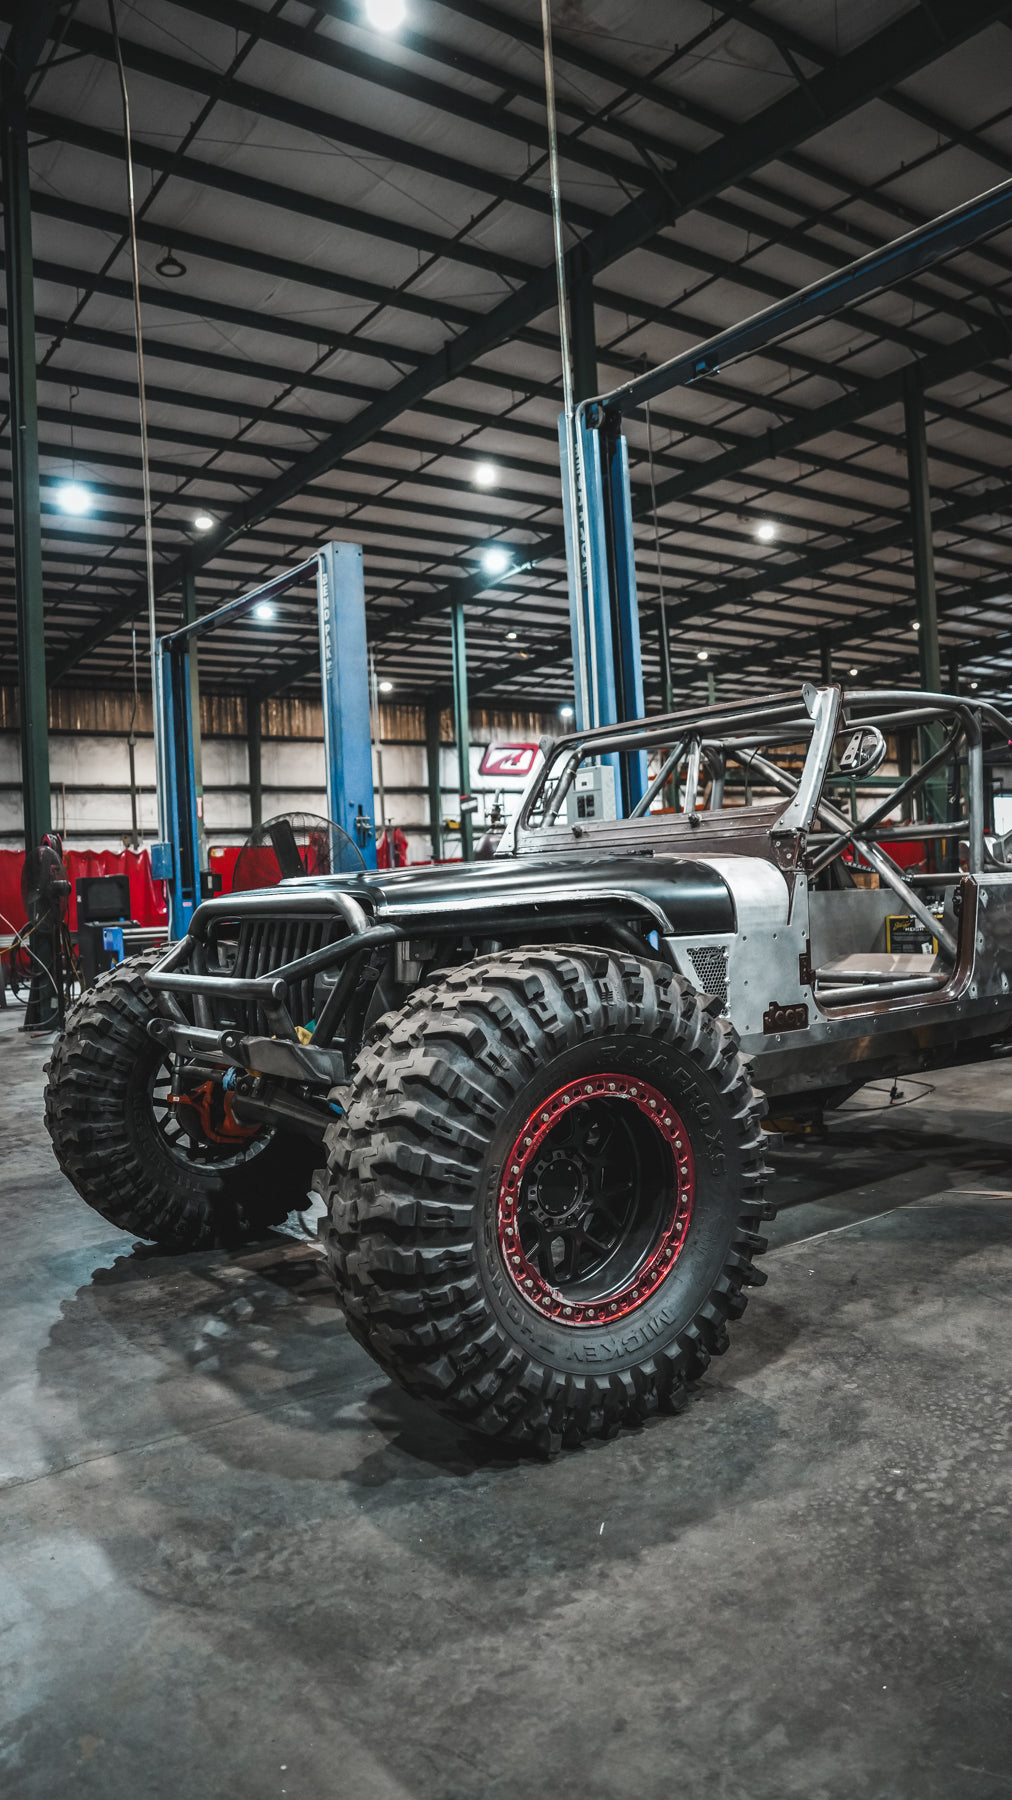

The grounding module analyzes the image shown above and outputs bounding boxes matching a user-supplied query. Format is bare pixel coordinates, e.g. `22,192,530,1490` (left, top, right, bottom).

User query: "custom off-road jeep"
45,684,1012,1451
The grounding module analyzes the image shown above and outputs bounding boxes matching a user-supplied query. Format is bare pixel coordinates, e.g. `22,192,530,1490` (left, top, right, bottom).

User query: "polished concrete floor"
1,998,1010,1800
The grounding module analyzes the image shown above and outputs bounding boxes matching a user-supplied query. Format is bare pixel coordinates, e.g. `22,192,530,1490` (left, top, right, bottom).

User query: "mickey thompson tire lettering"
44,951,318,1250
320,946,773,1454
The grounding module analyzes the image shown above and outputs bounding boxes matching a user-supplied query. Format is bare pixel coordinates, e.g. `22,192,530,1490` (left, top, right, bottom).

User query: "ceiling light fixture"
193,511,215,532
55,481,92,515
481,545,510,576
364,0,406,30
559,704,575,720
755,519,777,543
970,681,979,690
849,667,859,676
473,462,498,488
379,679,394,693
253,601,275,621
506,630,517,641
155,247,187,280
697,649,709,661
912,620,921,632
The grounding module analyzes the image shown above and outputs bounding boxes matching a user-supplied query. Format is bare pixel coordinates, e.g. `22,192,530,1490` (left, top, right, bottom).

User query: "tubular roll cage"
145,687,1012,1080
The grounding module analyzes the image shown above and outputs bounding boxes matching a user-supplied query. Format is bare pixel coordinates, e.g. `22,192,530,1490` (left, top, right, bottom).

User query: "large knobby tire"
321,946,773,1453
44,951,318,1250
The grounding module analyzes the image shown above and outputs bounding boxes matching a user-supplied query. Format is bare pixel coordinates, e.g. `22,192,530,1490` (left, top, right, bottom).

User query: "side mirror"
833,725,887,782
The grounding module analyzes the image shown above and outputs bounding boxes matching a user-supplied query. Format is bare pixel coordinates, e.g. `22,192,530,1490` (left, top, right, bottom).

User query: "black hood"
289,852,734,937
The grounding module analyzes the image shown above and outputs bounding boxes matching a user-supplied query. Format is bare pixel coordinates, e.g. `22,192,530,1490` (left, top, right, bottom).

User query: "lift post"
562,168,1012,811
157,544,376,938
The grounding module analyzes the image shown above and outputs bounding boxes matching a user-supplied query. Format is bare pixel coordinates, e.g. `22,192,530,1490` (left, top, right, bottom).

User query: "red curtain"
0,846,168,936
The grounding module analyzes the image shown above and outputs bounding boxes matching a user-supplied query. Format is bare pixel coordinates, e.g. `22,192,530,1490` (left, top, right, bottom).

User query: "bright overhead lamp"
55,481,92,515
970,681,979,691
506,630,518,641
912,620,921,632
697,649,709,661
253,600,276,621
379,679,394,693
473,462,498,489
364,0,406,30
559,704,575,720
755,519,777,543
193,511,215,532
481,545,510,576
849,667,859,676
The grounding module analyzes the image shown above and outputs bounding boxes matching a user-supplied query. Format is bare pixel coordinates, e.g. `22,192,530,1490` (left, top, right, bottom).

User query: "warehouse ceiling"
3,0,1012,715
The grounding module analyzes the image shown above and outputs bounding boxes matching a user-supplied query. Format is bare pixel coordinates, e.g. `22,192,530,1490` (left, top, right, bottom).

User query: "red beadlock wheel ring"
497,1073,695,1328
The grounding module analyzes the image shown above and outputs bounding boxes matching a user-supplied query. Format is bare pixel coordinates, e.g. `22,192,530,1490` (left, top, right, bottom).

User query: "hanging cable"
540,0,593,729
107,0,163,834
127,624,140,848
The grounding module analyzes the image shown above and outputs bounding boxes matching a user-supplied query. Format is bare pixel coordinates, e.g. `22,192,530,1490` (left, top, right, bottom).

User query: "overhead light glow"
506,630,518,641
473,462,498,488
481,545,510,576
379,679,394,693
193,511,215,531
253,601,275,621
559,704,575,720
56,481,92,515
755,519,777,543
697,649,709,661
912,620,921,632
364,0,406,30
849,667,859,677
971,681,979,691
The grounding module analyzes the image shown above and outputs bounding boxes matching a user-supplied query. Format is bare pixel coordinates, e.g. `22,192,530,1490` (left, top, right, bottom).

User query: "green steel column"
180,567,207,868
658,604,674,714
3,85,49,849
425,700,443,862
570,254,598,404
819,633,833,685
904,368,943,827
904,369,941,694
247,698,262,830
451,602,473,861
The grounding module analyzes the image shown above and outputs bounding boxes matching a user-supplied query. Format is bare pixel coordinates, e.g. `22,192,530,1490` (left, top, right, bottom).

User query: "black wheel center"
532,1153,586,1219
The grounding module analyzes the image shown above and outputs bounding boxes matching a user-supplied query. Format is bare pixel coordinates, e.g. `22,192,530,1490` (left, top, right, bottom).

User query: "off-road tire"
45,950,317,1250
321,946,772,1452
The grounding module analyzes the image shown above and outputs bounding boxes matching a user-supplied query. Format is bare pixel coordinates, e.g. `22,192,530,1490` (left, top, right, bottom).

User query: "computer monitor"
76,874,131,924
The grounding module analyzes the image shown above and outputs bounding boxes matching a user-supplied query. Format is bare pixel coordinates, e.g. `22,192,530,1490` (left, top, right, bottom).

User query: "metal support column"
450,603,473,861
904,369,942,694
425,700,443,862
904,368,944,830
819,633,833,685
3,75,49,851
247,697,262,830
570,257,598,405
181,568,207,870
657,604,674,714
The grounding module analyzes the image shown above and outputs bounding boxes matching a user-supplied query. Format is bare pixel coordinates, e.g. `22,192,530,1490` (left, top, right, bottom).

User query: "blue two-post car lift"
155,541,376,940
559,170,1012,817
